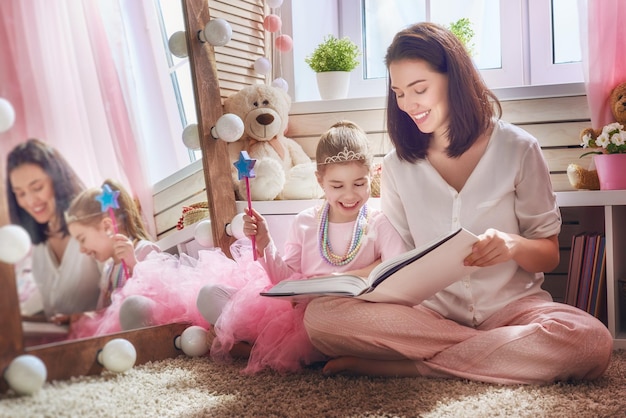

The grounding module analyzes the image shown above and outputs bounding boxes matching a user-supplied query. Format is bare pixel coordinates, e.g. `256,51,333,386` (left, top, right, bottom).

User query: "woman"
303,22,613,385
6,138,101,319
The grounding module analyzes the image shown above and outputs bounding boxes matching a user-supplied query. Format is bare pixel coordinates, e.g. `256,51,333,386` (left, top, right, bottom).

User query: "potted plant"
305,35,360,100
446,18,476,56
580,122,626,190
577,81,626,190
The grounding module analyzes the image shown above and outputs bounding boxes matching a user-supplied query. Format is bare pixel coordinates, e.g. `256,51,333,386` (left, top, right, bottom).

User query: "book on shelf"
565,233,586,307
576,233,599,310
563,231,607,324
587,235,606,318
261,228,480,306
591,237,607,323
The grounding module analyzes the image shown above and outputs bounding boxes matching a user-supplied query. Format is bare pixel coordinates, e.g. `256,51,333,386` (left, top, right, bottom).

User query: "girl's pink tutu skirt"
69,240,325,374
68,248,234,338
208,240,327,374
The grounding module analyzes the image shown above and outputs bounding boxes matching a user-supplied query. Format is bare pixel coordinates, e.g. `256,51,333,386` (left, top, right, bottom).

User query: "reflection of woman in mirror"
6,138,101,320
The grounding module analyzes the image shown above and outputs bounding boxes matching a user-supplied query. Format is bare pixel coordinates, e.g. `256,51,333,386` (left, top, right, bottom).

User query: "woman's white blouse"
32,237,101,318
381,119,562,327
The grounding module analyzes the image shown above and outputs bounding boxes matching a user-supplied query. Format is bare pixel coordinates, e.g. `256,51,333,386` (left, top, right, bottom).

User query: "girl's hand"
243,207,271,257
112,234,138,273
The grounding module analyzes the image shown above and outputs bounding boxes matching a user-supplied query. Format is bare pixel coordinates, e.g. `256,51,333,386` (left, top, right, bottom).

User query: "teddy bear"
567,163,600,190
223,84,322,200
569,81,626,190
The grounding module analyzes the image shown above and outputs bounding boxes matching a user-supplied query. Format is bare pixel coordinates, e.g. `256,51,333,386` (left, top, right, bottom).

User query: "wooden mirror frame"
0,0,236,392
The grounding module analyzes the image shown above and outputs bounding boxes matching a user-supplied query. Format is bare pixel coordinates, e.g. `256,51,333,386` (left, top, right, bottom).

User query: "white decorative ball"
194,220,214,247
168,31,188,58
97,338,137,373
271,77,289,92
182,123,200,150
203,18,232,47
213,113,244,143
0,97,16,133
253,57,271,75
175,326,210,357
0,225,31,264
4,355,47,395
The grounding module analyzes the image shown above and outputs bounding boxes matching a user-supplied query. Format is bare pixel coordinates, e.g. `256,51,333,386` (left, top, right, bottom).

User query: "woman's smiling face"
10,163,57,225
389,58,450,138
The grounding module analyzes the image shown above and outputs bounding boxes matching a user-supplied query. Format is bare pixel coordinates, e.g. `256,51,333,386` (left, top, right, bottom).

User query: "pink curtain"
582,0,626,128
0,0,171,236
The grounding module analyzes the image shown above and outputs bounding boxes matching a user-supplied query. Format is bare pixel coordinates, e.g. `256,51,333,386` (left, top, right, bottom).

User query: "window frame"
284,0,585,104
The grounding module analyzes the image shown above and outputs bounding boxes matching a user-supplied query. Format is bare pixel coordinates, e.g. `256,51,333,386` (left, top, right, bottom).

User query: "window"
150,0,266,186
155,0,200,163
287,0,584,102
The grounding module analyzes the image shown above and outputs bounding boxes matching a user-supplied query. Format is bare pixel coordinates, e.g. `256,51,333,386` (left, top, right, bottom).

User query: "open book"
261,227,480,306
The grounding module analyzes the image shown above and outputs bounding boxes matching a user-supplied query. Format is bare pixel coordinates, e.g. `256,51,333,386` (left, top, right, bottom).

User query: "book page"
357,228,479,305
262,274,368,297
367,228,464,287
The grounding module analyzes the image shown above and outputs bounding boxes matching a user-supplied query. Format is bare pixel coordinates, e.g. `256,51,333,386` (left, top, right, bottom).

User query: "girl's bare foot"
322,356,420,377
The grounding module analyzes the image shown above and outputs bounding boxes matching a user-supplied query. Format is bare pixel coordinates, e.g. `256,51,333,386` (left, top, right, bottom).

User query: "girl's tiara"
319,147,365,165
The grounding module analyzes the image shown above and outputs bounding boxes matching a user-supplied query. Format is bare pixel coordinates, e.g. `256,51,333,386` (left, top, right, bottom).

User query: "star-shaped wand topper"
234,151,258,260
96,184,121,212
234,150,256,180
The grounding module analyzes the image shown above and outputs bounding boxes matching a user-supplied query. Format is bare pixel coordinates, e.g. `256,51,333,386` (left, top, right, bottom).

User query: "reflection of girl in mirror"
65,179,207,339
65,179,160,310
6,138,101,320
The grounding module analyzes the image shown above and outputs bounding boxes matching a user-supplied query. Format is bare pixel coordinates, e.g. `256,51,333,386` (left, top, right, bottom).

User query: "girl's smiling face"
317,161,371,223
10,163,57,225
389,58,450,138
69,218,114,262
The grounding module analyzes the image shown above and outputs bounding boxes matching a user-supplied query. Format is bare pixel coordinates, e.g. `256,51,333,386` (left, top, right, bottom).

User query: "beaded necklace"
318,202,368,266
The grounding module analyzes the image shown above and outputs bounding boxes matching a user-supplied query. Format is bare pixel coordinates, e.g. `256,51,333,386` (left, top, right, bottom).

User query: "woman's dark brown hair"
6,138,85,244
385,22,502,162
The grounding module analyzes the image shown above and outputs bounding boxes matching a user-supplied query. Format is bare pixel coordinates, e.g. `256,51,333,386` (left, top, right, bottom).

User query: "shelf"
556,190,626,207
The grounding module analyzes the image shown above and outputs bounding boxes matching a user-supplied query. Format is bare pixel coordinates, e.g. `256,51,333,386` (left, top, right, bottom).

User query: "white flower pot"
316,71,350,100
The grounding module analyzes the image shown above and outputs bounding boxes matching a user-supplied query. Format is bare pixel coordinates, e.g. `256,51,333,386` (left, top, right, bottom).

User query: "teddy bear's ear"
276,86,292,107
223,94,233,113
610,81,626,123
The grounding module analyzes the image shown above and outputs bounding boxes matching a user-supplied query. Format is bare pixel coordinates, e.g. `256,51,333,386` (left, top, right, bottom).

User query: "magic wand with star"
96,184,130,279
233,151,258,260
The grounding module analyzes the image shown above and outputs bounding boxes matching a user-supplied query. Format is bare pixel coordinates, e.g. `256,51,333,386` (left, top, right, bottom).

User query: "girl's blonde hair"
315,120,373,175
65,179,152,242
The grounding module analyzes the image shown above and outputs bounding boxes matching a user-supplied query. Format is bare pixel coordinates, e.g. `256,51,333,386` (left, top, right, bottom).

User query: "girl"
6,138,101,319
198,120,407,373
303,22,613,384
65,179,160,310
65,179,211,338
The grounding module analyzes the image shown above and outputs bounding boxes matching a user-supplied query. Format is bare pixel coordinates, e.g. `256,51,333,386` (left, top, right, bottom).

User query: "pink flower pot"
594,154,626,190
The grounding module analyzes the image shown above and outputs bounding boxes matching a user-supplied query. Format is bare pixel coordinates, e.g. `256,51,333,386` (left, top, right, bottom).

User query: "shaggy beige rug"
1,350,625,418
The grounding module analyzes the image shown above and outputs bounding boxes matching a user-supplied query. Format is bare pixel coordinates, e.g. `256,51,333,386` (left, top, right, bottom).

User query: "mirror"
0,0,195,349
0,0,243,384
